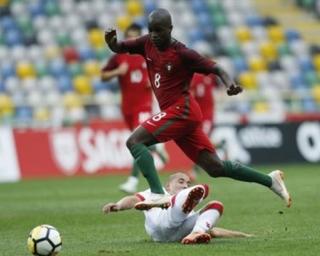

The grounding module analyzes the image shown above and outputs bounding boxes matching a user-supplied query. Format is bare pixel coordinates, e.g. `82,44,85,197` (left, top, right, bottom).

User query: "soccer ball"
27,224,62,256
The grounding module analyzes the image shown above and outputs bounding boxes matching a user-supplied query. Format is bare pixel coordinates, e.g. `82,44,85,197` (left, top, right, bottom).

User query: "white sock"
150,192,166,200
192,209,220,233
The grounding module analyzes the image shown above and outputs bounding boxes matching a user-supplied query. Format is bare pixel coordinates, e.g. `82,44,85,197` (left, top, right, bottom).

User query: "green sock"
222,160,272,187
130,144,164,194
131,162,140,178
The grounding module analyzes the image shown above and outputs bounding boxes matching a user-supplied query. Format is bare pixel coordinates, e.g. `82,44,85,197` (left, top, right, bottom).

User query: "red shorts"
141,96,215,162
123,111,151,131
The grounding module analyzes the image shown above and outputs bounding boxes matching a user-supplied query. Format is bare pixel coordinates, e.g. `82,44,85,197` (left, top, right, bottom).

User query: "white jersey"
136,188,198,242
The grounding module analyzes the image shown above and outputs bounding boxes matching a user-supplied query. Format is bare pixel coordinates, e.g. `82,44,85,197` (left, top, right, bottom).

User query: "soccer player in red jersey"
191,73,216,140
189,72,219,180
104,9,291,209
101,23,167,193
189,45,228,179
101,24,152,131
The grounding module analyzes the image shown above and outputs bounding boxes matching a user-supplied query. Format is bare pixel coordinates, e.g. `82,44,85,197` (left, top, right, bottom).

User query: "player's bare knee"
126,136,138,150
203,162,224,178
197,150,224,177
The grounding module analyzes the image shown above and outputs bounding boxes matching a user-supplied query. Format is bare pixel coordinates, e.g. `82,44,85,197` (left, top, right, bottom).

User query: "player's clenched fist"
104,28,117,45
227,84,243,96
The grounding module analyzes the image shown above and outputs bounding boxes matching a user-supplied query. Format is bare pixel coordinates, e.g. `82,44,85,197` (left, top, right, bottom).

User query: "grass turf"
0,163,319,256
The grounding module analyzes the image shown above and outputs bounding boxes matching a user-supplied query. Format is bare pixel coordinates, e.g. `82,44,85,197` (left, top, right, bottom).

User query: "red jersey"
119,35,217,110
102,53,152,115
190,73,217,120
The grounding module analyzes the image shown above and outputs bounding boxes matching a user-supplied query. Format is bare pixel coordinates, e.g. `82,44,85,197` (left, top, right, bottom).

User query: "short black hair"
124,23,142,37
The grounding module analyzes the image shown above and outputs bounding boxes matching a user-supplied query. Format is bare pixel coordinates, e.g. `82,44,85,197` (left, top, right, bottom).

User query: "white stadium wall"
0,120,192,182
0,127,20,182
0,120,319,183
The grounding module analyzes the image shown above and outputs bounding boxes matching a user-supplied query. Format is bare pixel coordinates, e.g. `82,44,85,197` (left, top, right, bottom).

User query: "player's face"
125,29,141,40
167,174,191,195
148,19,172,49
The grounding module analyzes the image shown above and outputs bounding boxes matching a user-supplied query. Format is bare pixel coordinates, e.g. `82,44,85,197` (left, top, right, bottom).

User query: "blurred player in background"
104,8,291,209
189,45,227,180
191,72,217,136
190,44,218,137
103,172,252,244
101,23,168,194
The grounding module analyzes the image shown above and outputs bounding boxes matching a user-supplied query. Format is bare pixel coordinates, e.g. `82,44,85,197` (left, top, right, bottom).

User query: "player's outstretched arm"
209,227,254,238
181,48,243,96
213,64,243,96
102,195,142,214
104,28,123,53
105,28,146,55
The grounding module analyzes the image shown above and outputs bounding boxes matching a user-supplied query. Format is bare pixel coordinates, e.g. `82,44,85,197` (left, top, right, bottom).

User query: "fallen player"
102,172,252,244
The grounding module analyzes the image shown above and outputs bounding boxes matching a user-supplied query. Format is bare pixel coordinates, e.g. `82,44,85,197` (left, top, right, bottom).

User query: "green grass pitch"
0,164,319,256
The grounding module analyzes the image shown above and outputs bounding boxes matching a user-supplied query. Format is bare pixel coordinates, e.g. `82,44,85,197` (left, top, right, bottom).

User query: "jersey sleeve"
180,48,217,75
101,54,118,71
119,35,148,55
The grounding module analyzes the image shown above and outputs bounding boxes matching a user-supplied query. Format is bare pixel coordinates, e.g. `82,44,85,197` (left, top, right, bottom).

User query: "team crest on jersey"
166,63,173,72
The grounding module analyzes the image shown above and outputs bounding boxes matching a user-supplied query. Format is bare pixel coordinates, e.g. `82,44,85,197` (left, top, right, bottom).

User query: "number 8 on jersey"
154,73,161,88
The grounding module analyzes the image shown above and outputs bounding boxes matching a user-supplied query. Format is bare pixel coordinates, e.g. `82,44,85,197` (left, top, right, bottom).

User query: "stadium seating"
0,0,319,126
